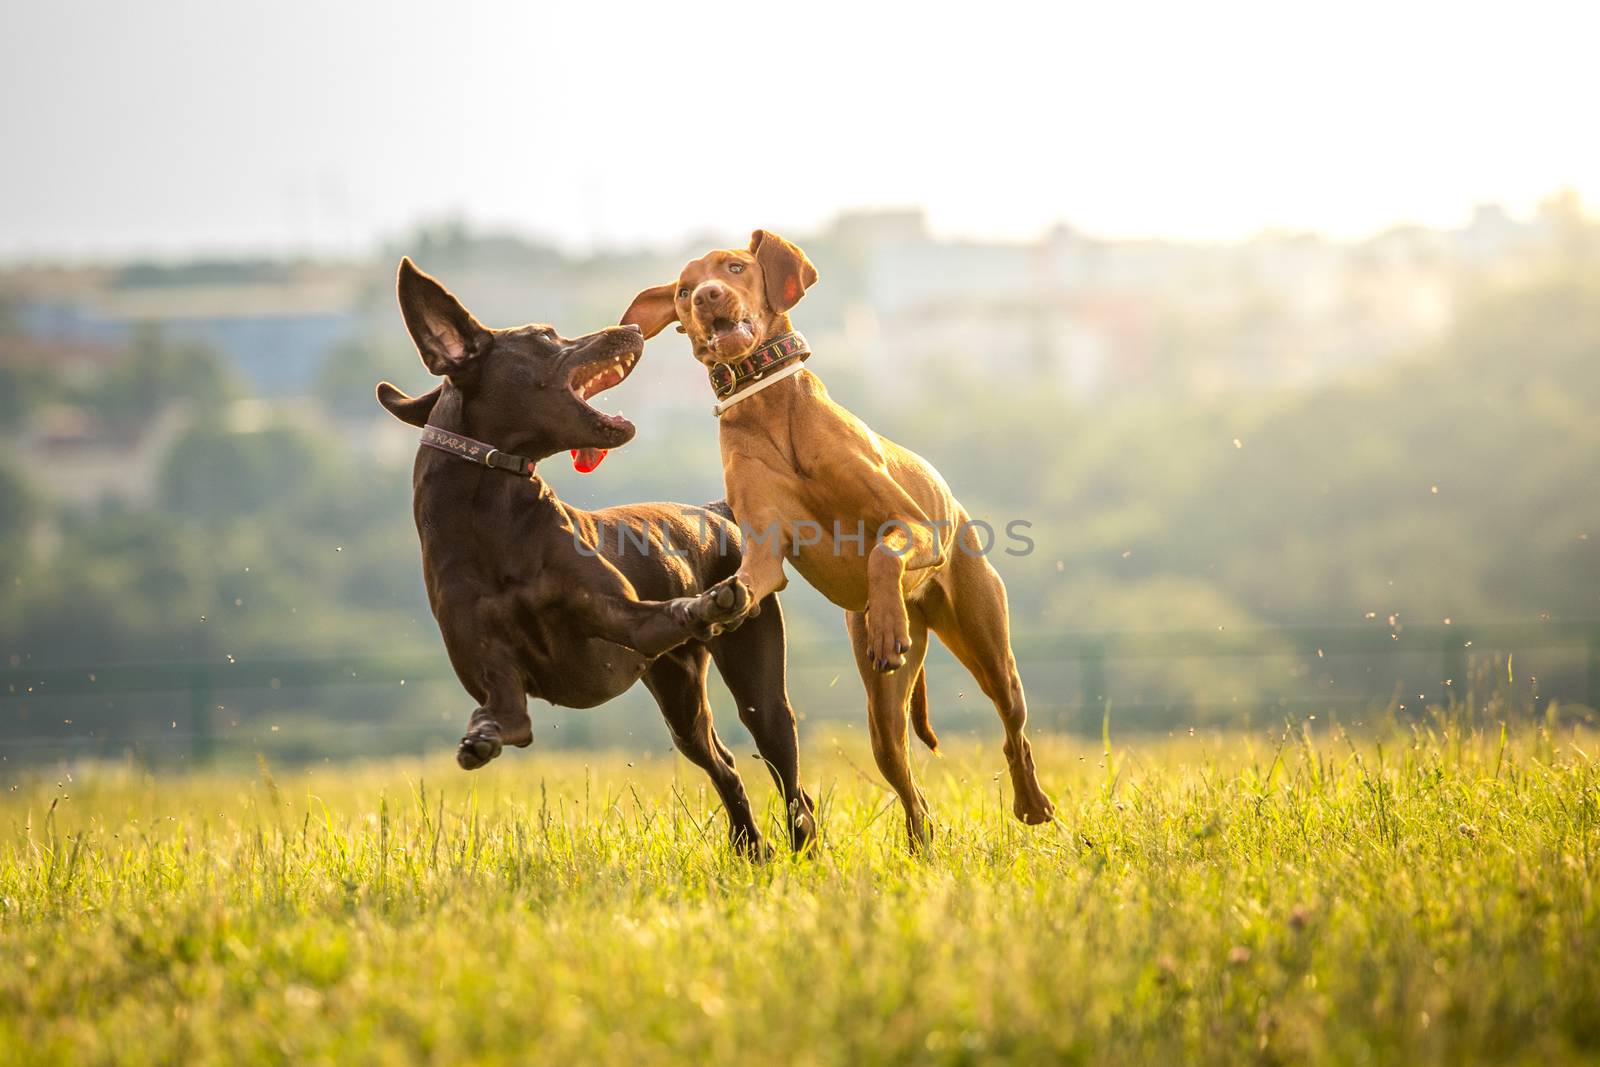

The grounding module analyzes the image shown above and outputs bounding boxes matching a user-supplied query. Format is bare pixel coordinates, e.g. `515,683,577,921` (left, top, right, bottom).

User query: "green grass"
2,717,1597,1065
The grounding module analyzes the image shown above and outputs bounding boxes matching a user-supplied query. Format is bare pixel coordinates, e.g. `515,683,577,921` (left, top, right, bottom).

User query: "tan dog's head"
621,230,817,365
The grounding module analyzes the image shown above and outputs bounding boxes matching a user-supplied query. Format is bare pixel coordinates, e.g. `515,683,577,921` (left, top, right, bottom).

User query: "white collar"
711,359,807,417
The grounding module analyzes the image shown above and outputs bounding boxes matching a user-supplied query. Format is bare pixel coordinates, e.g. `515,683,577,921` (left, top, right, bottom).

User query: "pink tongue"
571,448,608,473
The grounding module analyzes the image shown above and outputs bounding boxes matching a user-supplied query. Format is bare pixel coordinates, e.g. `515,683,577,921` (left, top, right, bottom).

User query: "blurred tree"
0,460,34,590
81,324,237,424
158,423,327,520
314,336,414,418
0,292,30,427
0,290,18,335
0,365,34,428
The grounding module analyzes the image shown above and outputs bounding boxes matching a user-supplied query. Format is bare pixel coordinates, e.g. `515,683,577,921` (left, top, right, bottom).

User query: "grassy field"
2,715,1597,1065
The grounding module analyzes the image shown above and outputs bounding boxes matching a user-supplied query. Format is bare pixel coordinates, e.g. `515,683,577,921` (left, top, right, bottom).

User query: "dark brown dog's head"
621,230,818,365
377,258,642,473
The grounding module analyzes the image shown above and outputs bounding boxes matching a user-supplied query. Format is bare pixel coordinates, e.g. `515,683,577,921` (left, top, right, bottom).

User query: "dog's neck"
420,386,552,482
432,382,578,465
413,386,557,511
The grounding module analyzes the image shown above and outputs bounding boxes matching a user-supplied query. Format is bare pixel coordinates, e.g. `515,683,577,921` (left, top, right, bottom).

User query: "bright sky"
2,0,1597,261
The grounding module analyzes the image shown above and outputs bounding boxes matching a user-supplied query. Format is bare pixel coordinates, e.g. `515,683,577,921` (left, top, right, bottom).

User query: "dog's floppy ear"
749,230,818,313
620,283,679,340
376,381,442,427
397,257,491,375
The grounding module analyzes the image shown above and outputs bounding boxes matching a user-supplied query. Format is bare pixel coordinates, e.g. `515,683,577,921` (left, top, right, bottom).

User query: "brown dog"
379,259,810,858
622,231,1055,847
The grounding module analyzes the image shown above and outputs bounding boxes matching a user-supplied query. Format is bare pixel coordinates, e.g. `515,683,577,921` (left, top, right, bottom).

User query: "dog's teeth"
573,356,632,405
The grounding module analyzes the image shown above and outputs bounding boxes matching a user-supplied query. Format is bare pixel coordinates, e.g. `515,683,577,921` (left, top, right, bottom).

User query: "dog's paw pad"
693,578,753,633
456,733,501,770
708,577,752,618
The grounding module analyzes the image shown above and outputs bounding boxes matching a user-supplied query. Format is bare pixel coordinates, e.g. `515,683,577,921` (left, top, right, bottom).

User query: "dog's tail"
911,668,939,753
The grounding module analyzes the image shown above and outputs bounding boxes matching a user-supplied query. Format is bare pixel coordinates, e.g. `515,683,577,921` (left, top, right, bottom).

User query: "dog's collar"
420,424,536,478
706,331,809,411
711,360,807,417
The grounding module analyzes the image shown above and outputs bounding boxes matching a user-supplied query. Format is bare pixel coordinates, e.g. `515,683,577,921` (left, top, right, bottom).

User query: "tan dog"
623,230,1055,847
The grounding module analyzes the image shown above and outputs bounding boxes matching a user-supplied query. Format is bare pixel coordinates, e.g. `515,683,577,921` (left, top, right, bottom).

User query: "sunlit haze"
3,0,1598,260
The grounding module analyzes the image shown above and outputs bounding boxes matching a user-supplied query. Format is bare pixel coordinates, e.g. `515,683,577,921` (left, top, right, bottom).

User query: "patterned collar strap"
706,331,810,400
420,424,536,478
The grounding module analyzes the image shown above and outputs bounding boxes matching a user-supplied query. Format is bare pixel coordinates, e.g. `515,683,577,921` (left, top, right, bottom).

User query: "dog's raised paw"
865,610,911,672
695,577,753,631
456,732,502,770
709,576,752,618
868,640,908,673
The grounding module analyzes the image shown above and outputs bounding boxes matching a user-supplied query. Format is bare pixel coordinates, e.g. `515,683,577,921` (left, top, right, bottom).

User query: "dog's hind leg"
643,648,767,859
709,593,817,854
847,607,934,851
924,551,1056,826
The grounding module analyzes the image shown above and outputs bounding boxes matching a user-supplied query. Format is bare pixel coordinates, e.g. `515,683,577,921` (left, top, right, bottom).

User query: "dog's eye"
677,287,690,299
727,263,745,274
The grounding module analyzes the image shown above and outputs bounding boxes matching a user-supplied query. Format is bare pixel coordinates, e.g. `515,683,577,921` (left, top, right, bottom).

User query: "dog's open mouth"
707,315,755,357
566,342,640,473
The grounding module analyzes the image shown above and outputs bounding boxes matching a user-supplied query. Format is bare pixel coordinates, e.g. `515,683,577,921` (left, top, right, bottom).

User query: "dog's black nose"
622,323,642,333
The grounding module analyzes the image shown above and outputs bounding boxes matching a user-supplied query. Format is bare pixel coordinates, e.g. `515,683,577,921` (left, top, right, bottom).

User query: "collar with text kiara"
419,424,537,478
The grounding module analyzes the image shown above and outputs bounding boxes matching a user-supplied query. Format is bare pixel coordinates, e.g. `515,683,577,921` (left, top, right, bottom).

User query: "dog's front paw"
456,729,503,770
866,609,911,672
